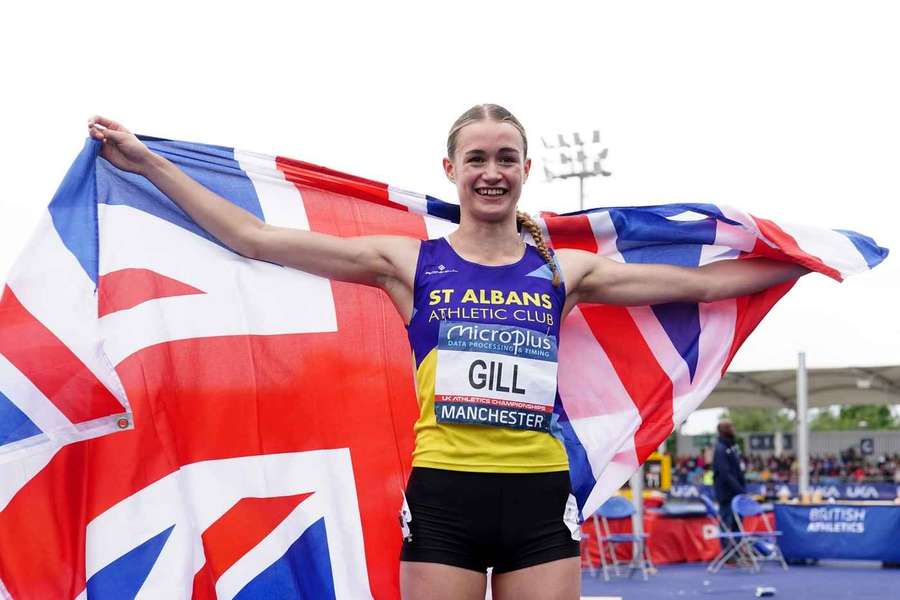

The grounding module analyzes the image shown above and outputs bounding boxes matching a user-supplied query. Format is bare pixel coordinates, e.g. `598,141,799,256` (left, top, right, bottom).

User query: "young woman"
88,105,806,600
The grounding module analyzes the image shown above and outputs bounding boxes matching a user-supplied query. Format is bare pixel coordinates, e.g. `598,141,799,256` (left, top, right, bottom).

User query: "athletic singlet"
405,237,569,473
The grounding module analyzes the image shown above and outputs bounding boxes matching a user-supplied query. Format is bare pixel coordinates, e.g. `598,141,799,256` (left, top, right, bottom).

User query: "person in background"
702,465,714,487
713,420,745,559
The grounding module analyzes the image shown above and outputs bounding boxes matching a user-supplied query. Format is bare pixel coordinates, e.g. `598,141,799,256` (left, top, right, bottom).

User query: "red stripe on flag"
544,215,599,253
276,165,426,598
98,268,205,317
275,156,408,212
0,285,124,424
579,304,673,463
0,423,174,599
721,281,795,375
192,493,313,598
751,216,842,280
0,168,426,599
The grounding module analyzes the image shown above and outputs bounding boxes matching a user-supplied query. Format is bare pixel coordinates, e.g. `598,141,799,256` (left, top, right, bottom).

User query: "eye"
467,156,485,164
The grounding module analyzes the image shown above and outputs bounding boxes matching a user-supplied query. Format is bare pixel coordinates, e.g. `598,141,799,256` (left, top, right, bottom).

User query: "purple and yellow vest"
406,238,569,473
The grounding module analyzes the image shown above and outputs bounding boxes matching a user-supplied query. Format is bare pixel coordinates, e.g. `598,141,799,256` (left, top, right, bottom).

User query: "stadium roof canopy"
704,365,900,410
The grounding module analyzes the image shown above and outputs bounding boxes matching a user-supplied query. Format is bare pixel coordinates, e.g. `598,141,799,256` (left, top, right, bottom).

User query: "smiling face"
443,119,532,224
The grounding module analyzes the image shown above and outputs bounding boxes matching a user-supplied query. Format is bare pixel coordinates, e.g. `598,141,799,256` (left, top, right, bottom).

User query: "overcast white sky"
2,1,897,433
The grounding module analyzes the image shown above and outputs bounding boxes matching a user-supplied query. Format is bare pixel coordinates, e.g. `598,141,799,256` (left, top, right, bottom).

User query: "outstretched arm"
558,248,809,308
87,117,419,292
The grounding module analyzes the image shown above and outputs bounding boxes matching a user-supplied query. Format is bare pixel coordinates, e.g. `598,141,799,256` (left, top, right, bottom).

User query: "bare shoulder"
364,234,421,284
555,247,609,282
369,234,420,262
555,248,625,307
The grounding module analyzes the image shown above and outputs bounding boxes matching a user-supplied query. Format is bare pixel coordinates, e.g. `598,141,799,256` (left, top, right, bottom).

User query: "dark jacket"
713,435,745,503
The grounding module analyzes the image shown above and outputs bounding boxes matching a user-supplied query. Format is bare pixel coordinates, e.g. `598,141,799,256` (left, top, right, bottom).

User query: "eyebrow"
463,147,522,157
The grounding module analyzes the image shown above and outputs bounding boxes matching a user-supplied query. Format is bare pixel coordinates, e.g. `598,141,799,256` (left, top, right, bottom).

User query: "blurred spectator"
713,420,745,559
673,449,900,484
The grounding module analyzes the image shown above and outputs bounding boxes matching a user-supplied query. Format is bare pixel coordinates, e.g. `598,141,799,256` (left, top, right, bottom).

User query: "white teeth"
477,188,506,196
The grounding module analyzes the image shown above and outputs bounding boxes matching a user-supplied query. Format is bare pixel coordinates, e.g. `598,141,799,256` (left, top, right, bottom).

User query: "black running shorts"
399,467,581,573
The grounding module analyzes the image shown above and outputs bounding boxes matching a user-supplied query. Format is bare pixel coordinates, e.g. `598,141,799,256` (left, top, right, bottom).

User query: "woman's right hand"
87,116,156,175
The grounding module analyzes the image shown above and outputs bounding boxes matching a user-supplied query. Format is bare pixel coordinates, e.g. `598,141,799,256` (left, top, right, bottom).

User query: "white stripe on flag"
233,150,313,231
558,307,640,492
0,440,60,511
97,203,338,366
673,300,738,425
84,471,198,598
0,354,67,450
388,186,428,215
775,222,869,276
586,211,625,262
5,213,127,407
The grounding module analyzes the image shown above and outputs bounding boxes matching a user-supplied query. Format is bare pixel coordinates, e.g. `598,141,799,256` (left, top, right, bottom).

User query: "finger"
88,122,108,141
101,127,130,144
90,115,130,134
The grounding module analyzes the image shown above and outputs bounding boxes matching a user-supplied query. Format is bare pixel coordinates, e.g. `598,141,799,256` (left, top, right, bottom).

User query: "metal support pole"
630,466,644,536
578,176,585,211
797,351,809,496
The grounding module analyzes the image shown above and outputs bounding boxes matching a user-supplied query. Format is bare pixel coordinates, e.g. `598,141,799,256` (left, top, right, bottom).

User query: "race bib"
433,321,558,432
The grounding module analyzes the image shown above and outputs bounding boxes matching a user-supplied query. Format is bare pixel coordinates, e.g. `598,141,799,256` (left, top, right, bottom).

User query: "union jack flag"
0,136,887,598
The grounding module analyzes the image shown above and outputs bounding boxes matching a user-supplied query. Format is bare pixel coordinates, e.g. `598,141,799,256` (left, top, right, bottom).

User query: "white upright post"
630,466,644,535
629,466,646,573
797,351,810,496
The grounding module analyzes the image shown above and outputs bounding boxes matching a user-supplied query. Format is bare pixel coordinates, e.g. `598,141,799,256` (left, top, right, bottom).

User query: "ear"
522,157,532,182
443,157,456,183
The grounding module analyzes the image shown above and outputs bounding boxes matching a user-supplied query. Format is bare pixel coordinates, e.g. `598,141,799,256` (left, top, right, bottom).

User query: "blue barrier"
774,503,900,562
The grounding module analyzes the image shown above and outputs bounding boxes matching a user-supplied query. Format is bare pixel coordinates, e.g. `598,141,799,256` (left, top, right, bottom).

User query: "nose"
482,160,502,183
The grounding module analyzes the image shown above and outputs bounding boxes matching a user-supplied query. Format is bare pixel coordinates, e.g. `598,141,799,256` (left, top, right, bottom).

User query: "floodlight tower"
541,130,611,211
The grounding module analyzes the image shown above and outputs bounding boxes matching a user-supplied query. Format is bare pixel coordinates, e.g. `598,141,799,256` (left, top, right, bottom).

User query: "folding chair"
594,495,654,581
731,494,789,571
698,495,760,573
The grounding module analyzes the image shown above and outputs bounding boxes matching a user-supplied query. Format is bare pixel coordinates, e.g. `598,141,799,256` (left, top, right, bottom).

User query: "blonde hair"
447,103,529,160
517,210,561,288
446,104,559,288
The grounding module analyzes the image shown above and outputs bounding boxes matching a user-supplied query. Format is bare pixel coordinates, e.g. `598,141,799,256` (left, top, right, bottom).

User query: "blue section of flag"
609,207,705,379
0,390,42,445
835,229,890,269
651,302,700,381
85,525,174,599
554,399,595,514
426,195,460,223
94,137,263,252
609,207,717,267
48,138,102,284
235,517,336,600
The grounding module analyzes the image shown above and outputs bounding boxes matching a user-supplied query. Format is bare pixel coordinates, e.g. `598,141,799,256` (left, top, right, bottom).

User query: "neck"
449,217,524,264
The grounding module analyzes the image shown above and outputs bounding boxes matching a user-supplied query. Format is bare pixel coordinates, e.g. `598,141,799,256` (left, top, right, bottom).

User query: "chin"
470,204,516,224
463,196,518,223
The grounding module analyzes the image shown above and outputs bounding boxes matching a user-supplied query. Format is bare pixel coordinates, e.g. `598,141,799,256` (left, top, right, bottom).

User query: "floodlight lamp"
573,132,584,146
541,136,553,149
543,166,555,181
592,130,601,143
557,134,570,148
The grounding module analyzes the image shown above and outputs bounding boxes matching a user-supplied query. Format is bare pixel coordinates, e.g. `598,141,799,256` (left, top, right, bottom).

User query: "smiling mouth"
475,187,508,197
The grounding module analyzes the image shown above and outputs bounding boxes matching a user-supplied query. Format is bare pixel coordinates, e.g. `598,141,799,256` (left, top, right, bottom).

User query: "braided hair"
517,210,561,288
447,104,561,288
